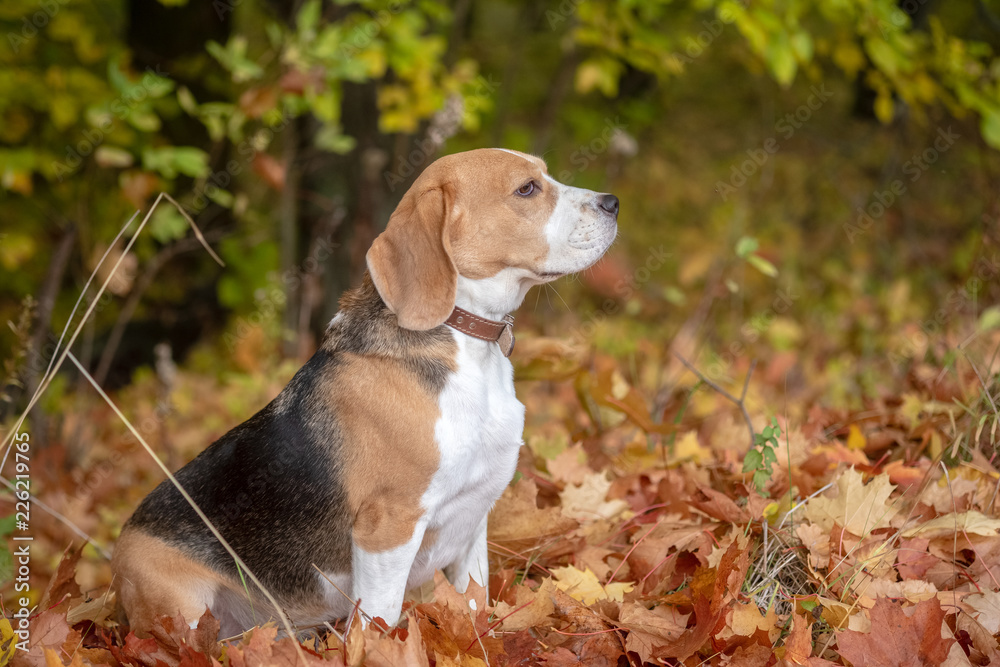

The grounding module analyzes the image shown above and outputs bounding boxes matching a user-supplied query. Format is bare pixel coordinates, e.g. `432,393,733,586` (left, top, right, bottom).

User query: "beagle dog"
112,148,620,638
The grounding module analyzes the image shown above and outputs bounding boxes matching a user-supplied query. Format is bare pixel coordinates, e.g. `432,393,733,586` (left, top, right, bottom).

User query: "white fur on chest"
407,331,524,586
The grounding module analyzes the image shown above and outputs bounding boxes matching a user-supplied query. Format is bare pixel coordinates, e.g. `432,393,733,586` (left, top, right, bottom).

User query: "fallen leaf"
492,579,556,631
40,545,84,612
723,601,780,644
688,486,750,524
964,590,1000,634
362,619,429,667
803,468,898,536
0,618,16,666
547,443,592,485
15,611,71,667
902,511,1000,539
796,521,830,570
559,472,629,522
550,566,633,605
846,424,867,451
488,479,578,551
617,602,689,664
66,592,116,626
537,647,585,666
783,612,814,665
672,431,713,464
836,597,953,666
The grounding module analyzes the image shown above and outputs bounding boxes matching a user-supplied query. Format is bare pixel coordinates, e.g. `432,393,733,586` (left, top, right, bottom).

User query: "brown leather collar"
444,306,515,357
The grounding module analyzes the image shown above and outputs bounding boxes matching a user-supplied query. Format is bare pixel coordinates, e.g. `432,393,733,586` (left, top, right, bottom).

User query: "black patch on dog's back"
125,273,457,601
127,349,352,598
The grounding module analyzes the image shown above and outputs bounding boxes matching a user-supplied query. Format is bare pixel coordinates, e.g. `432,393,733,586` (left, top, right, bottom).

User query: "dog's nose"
599,194,619,216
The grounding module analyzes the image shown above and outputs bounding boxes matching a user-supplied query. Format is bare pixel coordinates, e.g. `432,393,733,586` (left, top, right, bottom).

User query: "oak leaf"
836,597,953,666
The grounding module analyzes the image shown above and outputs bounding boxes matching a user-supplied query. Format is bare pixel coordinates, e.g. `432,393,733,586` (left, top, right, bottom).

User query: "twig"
1,193,223,469
92,230,225,386
673,353,757,448
311,564,374,625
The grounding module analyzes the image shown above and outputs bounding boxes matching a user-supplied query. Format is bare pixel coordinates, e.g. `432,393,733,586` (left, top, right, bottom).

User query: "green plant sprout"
743,417,781,493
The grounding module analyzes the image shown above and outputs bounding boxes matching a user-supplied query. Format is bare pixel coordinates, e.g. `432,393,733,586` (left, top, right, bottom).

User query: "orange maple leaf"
836,597,953,667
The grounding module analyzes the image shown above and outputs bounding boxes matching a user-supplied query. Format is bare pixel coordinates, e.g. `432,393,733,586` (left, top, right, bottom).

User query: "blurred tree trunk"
23,224,76,443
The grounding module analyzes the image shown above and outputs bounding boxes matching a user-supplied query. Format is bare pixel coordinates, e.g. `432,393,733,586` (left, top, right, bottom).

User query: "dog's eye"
516,181,536,197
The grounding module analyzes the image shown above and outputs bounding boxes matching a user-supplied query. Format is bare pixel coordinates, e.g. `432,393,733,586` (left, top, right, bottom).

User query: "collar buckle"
444,307,516,357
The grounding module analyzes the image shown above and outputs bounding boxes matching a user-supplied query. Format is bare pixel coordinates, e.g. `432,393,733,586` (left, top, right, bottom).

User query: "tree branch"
673,353,757,449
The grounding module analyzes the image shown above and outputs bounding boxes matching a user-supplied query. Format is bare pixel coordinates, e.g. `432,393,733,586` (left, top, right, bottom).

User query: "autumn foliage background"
4,0,1000,665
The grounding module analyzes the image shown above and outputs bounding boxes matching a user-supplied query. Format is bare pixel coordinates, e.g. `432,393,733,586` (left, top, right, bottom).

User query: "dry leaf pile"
4,339,1000,666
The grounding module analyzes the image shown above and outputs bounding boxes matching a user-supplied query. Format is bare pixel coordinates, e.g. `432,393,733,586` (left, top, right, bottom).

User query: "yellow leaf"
899,393,924,429
673,431,712,464
874,91,894,124
0,617,17,665
723,602,781,643
902,511,1000,539
0,233,36,270
802,468,897,536
846,424,867,451
551,566,633,605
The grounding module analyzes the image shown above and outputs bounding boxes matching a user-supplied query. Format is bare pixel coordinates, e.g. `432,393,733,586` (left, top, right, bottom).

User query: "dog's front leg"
445,513,489,594
351,521,426,627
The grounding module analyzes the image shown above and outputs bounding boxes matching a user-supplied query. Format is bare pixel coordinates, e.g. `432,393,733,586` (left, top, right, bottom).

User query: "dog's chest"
423,337,523,537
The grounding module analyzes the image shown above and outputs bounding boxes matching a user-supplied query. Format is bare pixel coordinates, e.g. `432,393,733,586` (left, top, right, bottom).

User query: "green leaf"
141,147,210,179
315,126,356,154
206,187,234,208
753,469,769,492
177,86,198,114
206,37,264,83
748,253,779,278
735,236,759,258
297,0,322,39
980,107,1000,151
790,31,813,63
743,449,763,473
978,306,1000,332
149,205,188,244
762,447,778,467
764,32,797,87
575,56,623,97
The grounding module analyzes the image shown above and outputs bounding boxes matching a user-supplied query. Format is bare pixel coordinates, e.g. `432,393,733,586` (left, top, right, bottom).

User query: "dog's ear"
367,184,458,330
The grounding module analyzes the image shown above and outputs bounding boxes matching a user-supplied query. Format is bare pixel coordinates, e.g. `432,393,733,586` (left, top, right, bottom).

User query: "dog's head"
367,148,619,330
